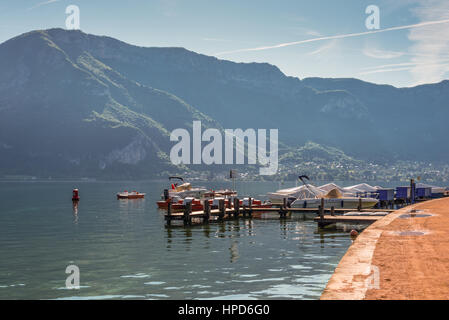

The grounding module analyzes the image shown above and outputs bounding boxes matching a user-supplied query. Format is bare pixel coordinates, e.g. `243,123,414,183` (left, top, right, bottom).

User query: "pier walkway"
164,197,394,226
321,197,449,300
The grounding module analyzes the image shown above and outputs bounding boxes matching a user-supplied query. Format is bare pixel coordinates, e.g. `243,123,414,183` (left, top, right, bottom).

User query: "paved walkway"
321,197,449,300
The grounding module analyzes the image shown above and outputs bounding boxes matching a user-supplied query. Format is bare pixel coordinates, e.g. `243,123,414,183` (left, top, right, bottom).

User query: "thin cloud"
28,0,61,10
307,39,337,56
202,38,230,42
359,67,413,75
359,63,449,76
361,59,449,71
359,60,449,75
363,48,405,59
215,18,449,56
407,0,449,85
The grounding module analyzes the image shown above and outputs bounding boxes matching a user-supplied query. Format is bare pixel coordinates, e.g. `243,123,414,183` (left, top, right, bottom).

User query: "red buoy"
72,188,80,202
350,229,358,237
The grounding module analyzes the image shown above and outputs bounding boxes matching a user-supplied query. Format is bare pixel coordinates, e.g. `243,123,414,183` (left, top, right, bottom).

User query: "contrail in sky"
28,0,61,11
215,18,449,56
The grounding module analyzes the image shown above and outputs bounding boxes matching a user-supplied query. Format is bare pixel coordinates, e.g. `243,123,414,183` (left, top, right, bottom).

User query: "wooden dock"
313,215,383,224
164,197,394,226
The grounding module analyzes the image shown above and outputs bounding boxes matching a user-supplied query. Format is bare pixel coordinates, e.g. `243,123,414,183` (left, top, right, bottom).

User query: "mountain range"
0,28,448,179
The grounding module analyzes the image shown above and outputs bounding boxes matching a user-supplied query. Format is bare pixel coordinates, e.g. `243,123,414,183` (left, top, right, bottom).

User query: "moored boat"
117,190,145,199
209,197,272,210
170,197,204,212
268,175,379,210
290,185,378,209
290,196,379,209
156,176,237,209
165,196,272,213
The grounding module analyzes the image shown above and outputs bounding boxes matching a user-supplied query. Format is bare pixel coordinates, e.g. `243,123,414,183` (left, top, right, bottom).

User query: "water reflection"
202,224,211,238
72,201,79,224
164,218,353,269
319,232,325,247
216,222,226,238
117,198,146,214
280,219,288,239
183,228,193,245
164,218,351,244
230,240,239,263
229,220,241,238
166,228,172,249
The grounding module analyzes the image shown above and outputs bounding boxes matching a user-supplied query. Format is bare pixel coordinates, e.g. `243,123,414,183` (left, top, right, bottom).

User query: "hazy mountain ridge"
0,29,448,179
0,29,217,178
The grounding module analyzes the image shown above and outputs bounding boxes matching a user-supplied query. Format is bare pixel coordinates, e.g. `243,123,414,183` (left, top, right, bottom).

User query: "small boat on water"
117,190,145,199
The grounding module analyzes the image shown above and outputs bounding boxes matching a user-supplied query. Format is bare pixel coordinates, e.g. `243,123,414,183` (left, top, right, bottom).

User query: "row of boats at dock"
155,175,448,215
155,176,390,213
156,177,271,212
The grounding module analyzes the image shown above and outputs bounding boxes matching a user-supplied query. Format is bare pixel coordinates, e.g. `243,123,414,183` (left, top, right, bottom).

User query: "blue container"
416,187,431,198
378,188,395,201
431,192,444,199
396,186,410,200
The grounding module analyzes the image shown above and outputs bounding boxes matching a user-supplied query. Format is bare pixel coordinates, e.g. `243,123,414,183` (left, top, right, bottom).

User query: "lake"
0,180,365,299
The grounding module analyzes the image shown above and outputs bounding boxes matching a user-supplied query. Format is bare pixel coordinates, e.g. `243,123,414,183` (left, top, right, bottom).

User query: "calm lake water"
0,180,387,300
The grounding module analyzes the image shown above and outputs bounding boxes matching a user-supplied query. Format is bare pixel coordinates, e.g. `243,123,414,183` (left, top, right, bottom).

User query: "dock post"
204,200,210,224
358,198,362,212
330,206,335,216
320,198,325,214
184,202,192,226
318,199,324,228
218,199,225,221
280,198,288,219
248,197,252,218
167,202,172,226
233,197,240,218
227,199,233,219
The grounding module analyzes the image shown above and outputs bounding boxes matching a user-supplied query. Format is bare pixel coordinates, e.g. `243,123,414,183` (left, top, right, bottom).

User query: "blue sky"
1,0,449,87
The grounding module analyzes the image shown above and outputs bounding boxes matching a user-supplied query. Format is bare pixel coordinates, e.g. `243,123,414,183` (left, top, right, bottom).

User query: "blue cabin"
416,186,431,198
396,186,411,200
377,188,395,201
431,191,444,198
416,183,444,198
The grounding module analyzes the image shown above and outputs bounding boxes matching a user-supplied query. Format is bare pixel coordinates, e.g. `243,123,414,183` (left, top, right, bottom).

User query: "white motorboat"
165,176,209,199
267,184,324,205
290,185,378,209
269,176,379,209
290,194,379,209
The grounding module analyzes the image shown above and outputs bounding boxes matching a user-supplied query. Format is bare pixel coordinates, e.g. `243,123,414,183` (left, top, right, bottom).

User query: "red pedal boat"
117,190,145,199
159,197,272,212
